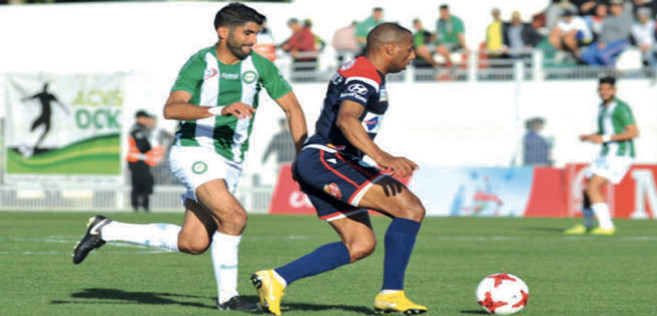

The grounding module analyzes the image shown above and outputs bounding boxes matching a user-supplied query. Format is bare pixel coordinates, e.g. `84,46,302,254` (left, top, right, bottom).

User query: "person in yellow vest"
486,8,505,58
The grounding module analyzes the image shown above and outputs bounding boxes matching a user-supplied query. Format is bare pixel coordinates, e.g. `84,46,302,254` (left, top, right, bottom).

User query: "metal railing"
274,47,653,83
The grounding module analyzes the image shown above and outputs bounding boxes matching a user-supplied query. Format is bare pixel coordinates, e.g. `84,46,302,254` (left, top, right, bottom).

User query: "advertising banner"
411,167,535,217
3,73,125,183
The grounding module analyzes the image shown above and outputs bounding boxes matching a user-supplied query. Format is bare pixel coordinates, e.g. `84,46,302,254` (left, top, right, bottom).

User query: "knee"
214,207,248,230
347,239,377,262
396,196,426,222
177,237,210,255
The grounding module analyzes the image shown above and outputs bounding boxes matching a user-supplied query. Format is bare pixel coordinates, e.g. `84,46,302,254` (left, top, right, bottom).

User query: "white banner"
3,73,126,183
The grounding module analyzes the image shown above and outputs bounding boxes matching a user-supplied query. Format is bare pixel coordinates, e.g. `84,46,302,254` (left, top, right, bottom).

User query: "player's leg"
252,211,373,316
565,188,595,234
356,176,427,314
72,198,213,264
195,179,256,310
586,175,615,232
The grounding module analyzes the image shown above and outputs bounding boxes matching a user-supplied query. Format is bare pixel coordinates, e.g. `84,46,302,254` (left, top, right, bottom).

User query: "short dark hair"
214,3,265,30
373,7,383,12
599,76,616,86
439,4,449,10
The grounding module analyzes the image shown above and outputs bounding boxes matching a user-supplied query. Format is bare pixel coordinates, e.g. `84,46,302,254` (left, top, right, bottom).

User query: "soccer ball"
476,273,529,315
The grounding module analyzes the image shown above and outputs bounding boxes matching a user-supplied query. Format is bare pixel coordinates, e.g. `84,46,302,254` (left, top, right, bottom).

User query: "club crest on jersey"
348,83,368,95
192,161,208,174
204,68,218,80
324,183,342,199
242,70,258,83
362,112,383,133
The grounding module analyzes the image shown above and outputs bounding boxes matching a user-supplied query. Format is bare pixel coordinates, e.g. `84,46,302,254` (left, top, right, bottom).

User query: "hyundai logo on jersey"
362,112,383,133
347,83,368,95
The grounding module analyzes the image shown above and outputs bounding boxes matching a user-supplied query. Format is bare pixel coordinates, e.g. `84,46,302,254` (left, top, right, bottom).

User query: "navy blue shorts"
293,145,389,221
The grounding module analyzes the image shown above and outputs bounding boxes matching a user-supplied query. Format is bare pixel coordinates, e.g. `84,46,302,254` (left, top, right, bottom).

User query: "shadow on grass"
282,301,375,315
51,288,217,310
460,310,488,314
518,226,566,233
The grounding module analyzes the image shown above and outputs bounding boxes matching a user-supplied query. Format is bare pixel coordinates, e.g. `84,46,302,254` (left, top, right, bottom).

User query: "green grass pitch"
1,212,655,315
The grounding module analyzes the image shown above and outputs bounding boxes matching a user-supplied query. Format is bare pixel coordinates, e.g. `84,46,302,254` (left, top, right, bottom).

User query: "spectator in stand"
262,118,296,179
546,0,579,30
435,4,468,66
570,0,600,16
331,21,358,63
522,117,551,166
503,11,543,58
355,7,384,51
412,18,437,67
631,7,656,70
254,18,276,61
281,18,318,80
584,3,608,41
580,0,633,67
634,0,657,18
486,8,506,59
549,9,593,59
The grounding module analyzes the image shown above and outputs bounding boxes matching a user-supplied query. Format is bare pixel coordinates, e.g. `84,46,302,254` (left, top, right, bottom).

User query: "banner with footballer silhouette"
3,73,125,183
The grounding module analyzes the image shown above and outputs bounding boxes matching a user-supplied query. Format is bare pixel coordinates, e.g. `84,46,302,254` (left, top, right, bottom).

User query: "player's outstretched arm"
274,91,308,156
336,100,418,178
163,90,255,120
580,125,638,144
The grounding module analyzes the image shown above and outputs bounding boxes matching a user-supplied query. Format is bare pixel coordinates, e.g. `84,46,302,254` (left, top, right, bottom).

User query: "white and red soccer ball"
476,273,529,315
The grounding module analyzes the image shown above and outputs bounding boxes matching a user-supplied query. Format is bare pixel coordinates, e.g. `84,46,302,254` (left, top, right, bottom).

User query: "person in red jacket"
281,18,319,81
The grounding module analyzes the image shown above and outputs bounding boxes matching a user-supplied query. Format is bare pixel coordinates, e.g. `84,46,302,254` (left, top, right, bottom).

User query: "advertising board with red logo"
269,163,657,219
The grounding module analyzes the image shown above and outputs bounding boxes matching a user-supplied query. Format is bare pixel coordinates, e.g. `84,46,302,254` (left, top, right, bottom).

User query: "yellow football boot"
590,227,616,235
374,290,427,314
564,224,588,235
251,270,285,315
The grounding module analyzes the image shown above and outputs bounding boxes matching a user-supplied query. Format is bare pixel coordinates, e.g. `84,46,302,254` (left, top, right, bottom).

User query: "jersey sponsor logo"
330,72,343,85
340,59,356,71
192,161,208,174
324,183,342,199
347,83,369,95
340,92,367,103
204,68,218,80
362,112,383,133
242,70,258,83
379,87,388,102
221,73,240,80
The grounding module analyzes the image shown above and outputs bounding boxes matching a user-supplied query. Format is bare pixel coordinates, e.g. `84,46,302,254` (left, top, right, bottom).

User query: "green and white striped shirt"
597,98,636,158
171,45,292,162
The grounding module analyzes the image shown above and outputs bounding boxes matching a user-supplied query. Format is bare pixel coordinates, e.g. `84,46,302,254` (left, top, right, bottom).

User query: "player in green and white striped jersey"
72,3,308,311
565,77,639,236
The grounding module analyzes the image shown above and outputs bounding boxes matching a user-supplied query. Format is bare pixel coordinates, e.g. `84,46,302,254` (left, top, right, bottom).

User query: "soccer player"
72,3,308,311
251,23,427,315
565,76,638,235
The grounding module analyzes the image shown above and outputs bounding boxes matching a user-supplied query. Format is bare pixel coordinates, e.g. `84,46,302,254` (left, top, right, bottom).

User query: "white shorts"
169,145,243,203
586,154,634,184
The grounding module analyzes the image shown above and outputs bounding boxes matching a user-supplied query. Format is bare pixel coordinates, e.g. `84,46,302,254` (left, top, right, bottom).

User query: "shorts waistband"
302,144,338,153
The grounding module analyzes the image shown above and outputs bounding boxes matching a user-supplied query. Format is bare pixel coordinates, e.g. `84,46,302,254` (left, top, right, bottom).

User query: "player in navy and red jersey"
252,23,427,315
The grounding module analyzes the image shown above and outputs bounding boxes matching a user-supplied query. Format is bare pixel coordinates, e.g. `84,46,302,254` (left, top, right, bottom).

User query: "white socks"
101,222,181,252
591,203,614,229
212,232,241,304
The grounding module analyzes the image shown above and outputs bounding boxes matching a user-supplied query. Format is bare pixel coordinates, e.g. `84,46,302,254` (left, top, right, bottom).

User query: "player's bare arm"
580,125,639,144
163,90,255,120
274,91,308,155
336,100,418,178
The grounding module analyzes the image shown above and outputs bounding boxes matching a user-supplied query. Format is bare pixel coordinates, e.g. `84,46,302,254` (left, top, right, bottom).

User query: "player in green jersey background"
73,3,308,311
565,76,638,236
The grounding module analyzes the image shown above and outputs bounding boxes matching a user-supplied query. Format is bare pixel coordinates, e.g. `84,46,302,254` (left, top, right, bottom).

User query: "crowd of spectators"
267,1,657,79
